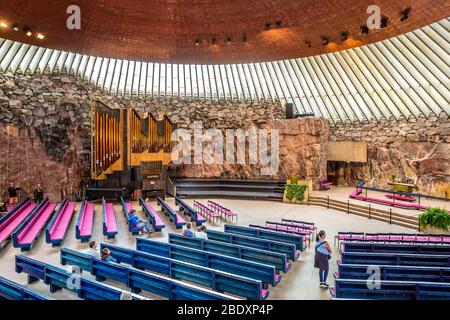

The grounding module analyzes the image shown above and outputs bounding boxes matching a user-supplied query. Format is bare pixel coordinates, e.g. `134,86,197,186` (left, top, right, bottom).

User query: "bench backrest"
60,248,239,300
103,242,268,298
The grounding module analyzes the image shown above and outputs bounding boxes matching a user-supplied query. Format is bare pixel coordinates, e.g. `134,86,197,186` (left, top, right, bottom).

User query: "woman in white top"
196,226,208,240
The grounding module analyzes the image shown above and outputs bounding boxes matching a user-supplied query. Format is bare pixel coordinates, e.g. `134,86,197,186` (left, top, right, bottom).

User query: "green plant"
419,207,450,231
285,184,308,202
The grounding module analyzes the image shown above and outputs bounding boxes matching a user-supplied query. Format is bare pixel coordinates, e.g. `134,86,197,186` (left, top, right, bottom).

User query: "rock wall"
175,118,330,188
0,73,92,202
0,71,289,200
329,114,450,196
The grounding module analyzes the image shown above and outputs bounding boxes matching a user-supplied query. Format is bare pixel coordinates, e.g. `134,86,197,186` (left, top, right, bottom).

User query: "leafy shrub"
419,207,450,231
285,184,308,202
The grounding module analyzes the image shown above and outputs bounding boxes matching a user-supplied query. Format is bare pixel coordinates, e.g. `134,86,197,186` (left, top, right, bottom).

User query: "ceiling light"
361,25,369,34
0,22,8,28
12,23,19,31
37,33,45,40
340,31,348,42
400,7,411,22
322,37,329,46
275,21,282,28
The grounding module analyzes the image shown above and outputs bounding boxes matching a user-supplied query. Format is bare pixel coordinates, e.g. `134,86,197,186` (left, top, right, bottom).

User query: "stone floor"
0,196,417,300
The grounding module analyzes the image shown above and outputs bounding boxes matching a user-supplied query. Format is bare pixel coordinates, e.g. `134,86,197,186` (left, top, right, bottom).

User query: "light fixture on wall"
0,21,8,28
322,37,329,46
226,36,231,44
211,37,217,45
24,27,32,37
36,33,45,40
242,34,247,43
361,25,369,34
340,31,348,42
195,38,200,46
400,7,411,22
12,23,19,31
305,41,311,48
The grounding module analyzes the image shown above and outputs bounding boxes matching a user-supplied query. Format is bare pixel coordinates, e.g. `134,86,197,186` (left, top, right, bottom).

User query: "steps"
173,179,286,200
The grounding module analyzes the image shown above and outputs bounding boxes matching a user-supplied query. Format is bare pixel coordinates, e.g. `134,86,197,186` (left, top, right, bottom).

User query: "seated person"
101,248,117,263
33,183,44,203
8,182,20,205
183,222,195,238
128,209,153,234
196,225,208,240
87,241,100,259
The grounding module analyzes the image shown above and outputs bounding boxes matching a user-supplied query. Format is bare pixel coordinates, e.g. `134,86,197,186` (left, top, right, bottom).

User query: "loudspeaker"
285,103,294,119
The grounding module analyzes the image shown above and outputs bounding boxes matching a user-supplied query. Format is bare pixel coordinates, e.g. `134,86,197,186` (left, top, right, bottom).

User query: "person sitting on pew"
8,182,20,205
196,225,208,240
87,241,100,259
33,183,44,203
183,222,195,238
101,248,117,263
128,209,153,235
314,230,333,289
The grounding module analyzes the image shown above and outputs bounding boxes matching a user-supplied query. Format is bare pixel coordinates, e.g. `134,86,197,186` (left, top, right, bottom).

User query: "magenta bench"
207,200,238,222
45,199,76,246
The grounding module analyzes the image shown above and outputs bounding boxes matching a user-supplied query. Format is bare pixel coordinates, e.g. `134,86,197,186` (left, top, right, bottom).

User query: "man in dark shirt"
8,182,20,205
33,183,44,204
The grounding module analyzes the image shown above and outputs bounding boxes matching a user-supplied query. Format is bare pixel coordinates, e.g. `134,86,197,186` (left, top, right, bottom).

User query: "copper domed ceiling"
0,0,449,64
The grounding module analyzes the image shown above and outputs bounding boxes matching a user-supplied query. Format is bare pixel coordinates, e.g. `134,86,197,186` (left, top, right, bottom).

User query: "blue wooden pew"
224,224,304,252
341,251,450,267
139,197,165,231
60,248,240,300
0,276,51,300
0,198,29,224
168,233,290,273
136,237,280,287
156,196,186,229
343,242,450,255
174,196,206,226
331,279,450,300
120,197,141,235
335,263,450,283
102,242,269,299
15,255,147,300
206,229,299,261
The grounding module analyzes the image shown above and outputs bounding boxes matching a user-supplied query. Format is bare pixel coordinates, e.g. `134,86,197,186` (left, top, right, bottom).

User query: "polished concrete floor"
0,196,417,300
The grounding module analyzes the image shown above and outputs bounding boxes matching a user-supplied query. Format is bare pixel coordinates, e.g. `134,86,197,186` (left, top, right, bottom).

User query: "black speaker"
286,103,294,119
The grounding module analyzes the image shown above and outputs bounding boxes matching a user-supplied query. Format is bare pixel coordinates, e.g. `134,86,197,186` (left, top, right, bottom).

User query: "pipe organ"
93,103,121,177
91,101,175,183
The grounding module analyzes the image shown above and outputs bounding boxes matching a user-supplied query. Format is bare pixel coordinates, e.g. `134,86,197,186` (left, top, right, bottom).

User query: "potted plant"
285,183,308,204
419,207,450,234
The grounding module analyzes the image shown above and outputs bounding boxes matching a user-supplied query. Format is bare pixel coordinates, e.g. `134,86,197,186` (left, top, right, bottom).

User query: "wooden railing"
307,195,419,230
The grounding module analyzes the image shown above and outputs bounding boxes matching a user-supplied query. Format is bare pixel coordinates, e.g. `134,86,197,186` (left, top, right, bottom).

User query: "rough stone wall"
175,118,330,188
329,114,450,196
0,72,287,200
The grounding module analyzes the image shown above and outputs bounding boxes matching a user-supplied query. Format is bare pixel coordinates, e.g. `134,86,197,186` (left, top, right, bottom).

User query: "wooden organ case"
91,101,175,199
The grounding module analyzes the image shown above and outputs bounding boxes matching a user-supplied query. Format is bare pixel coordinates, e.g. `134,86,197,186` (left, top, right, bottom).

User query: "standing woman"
314,230,333,288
